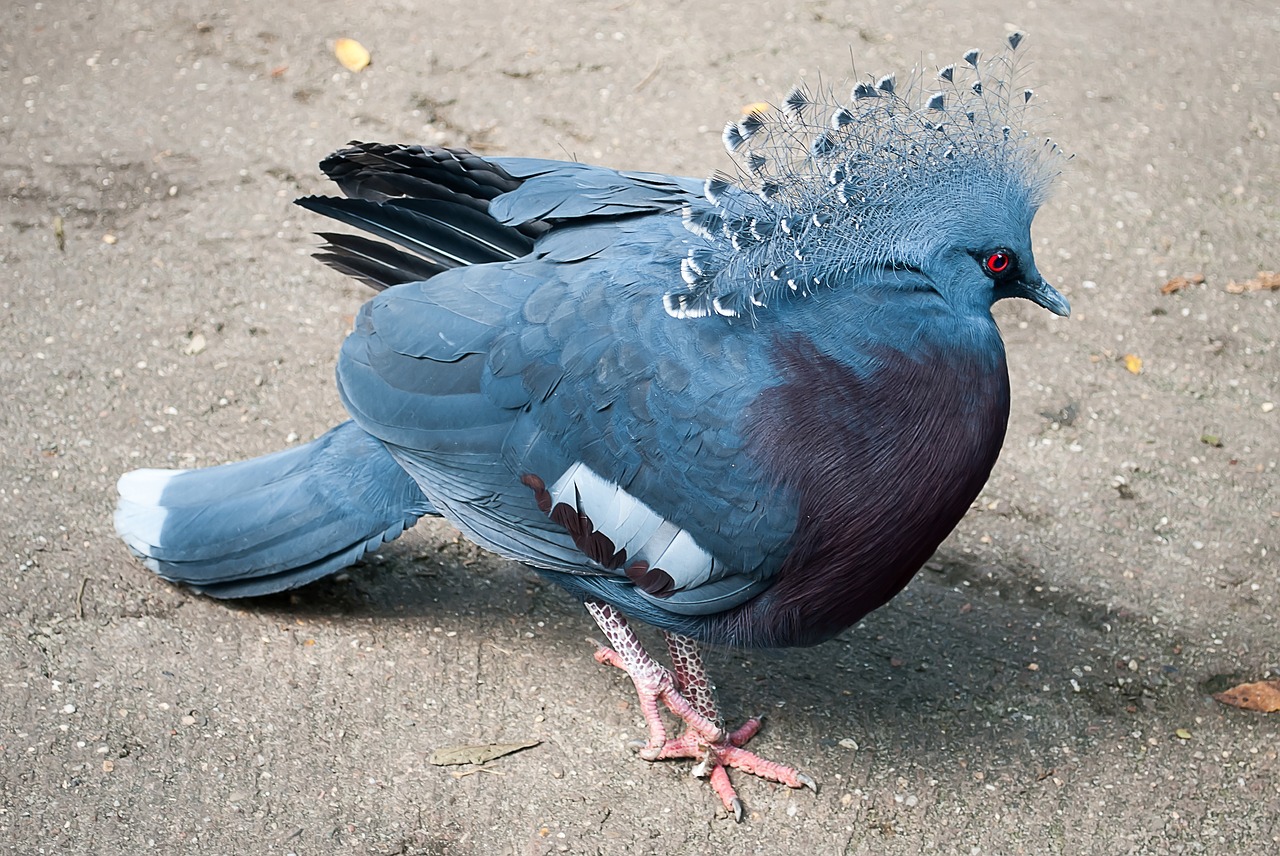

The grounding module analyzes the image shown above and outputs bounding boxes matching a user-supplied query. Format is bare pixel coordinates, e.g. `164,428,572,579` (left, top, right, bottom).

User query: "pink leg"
664,630,722,724
657,631,764,763
585,600,817,821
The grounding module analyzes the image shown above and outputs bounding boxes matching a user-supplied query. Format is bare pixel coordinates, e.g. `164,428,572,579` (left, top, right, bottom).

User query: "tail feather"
116,421,435,598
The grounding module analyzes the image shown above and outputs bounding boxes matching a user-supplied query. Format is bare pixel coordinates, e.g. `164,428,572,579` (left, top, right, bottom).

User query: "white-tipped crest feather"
668,32,1066,320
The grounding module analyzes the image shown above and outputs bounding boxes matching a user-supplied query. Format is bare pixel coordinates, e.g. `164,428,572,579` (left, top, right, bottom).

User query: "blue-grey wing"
331,157,798,618
488,158,704,223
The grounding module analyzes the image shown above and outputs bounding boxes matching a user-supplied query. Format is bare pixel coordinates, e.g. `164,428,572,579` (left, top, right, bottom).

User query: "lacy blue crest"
664,31,1067,321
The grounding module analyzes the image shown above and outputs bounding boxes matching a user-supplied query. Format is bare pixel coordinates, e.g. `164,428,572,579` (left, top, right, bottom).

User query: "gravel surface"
2,1,1277,853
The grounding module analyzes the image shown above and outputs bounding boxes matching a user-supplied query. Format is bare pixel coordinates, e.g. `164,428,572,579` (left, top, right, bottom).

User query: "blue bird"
116,32,1069,820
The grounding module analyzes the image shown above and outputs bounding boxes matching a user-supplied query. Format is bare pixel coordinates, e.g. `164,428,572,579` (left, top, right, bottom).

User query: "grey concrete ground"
2,0,1277,853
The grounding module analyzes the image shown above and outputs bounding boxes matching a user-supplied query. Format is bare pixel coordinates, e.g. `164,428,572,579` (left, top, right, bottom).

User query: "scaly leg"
585,600,817,820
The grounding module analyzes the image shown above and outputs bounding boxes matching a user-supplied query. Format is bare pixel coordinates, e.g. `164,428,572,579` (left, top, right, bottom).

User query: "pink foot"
587,609,817,821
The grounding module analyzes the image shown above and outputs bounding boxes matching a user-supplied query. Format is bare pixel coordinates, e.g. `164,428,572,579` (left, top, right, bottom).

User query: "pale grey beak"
1023,276,1071,317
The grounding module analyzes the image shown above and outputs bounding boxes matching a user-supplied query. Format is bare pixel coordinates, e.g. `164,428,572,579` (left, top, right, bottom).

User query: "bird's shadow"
224,529,1181,766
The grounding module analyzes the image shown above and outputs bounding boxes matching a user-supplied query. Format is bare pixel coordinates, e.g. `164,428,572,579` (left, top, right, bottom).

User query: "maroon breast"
720,334,1011,648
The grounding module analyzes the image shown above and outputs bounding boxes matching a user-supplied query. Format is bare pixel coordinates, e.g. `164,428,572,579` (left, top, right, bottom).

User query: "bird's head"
923,203,1070,319
665,31,1071,323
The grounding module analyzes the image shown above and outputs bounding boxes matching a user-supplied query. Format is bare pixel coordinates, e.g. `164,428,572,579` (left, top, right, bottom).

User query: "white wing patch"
549,462,718,592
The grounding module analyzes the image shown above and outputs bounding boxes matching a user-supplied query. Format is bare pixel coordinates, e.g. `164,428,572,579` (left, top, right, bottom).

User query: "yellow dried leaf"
334,37,371,72
740,101,772,116
1214,679,1280,713
1123,354,1143,374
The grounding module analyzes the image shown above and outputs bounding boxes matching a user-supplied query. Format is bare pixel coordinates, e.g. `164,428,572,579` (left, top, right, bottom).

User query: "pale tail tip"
115,468,185,558
116,467,187,504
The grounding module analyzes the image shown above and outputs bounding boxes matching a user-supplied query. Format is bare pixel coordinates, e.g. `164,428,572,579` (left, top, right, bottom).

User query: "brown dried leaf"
1225,271,1280,293
1123,354,1143,374
1214,679,1280,712
1160,273,1205,295
429,740,540,766
334,37,371,73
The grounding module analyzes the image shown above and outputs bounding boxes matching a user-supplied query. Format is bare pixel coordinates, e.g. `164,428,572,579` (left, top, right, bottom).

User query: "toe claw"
731,796,744,823
797,772,819,793
636,745,662,761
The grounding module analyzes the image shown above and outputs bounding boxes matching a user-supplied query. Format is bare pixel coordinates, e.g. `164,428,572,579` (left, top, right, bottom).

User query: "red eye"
984,250,1013,276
